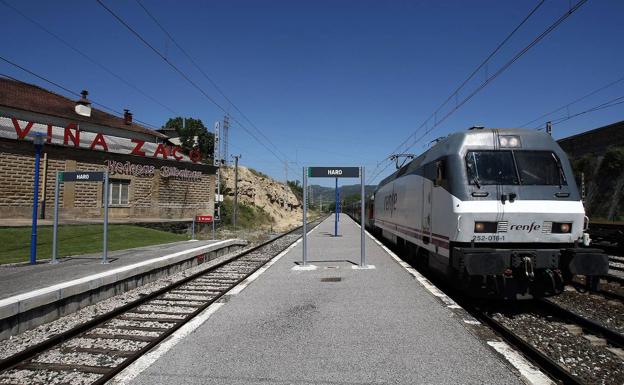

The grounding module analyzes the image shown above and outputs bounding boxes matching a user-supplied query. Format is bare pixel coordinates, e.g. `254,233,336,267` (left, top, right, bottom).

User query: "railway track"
0,220,322,385
474,297,624,385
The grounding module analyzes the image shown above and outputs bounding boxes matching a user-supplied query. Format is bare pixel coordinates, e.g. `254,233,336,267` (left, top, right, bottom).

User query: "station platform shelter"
116,215,546,385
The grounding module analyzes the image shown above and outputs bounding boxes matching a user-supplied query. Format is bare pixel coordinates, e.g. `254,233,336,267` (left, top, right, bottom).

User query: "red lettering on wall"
63,123,80,147
189,148,202,163
171,146,183,161
11,118,33,139
131,139,146,156
90,133,109,151
46,125,53,144
153,143,168,159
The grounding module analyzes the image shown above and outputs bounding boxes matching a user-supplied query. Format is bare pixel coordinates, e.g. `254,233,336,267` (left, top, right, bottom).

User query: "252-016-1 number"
472,235,506,242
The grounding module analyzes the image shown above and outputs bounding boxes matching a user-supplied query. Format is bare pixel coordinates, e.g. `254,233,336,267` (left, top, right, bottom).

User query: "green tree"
287,180,303,202
163,117,214,162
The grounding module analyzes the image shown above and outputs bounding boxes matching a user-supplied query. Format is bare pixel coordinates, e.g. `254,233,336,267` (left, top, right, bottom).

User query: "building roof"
557,120,624,159
0,77,167,139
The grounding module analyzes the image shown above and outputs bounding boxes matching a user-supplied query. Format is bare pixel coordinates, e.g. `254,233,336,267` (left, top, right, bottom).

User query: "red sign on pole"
196,215,213,223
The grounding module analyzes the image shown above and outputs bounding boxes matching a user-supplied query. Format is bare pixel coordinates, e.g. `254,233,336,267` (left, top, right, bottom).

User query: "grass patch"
247,167,270,179
0,224,188,265
220,198,274,230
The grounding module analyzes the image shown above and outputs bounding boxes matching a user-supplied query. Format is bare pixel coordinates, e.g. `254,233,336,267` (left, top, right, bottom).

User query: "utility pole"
213,121,221,221
232,154,241,228
223,114,230,166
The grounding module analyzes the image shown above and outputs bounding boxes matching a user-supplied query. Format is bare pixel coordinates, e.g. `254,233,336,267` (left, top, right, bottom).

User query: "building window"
109,180,130,206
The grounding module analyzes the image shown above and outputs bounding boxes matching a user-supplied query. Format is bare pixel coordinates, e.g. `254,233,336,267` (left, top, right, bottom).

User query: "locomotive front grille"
497,221,508,233
542,221,553,234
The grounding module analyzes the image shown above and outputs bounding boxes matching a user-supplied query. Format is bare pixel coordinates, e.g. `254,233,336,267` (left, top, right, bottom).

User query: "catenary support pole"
232,154,241,228
302,167,308,266
360,166,366,267
51,171,60,264
102,172,109,264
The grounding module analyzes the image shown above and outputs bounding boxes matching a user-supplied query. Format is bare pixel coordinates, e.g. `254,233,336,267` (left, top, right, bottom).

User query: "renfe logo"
510,222,541,233
384,192,397,214
327,169,343,176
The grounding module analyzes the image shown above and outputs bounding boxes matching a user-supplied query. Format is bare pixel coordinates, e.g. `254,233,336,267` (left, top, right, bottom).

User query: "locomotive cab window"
466,150,567,186
514,151,567,186
466,151,518,186
434,159,445,187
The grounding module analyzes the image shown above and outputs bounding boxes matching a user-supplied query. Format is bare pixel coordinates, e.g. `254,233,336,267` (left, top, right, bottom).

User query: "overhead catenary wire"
134,0,291,163
96,0,298,176
368,0,589,184
537,94,624,129
0,0,180,118
0,56,161,129
519,74,624,128
367,0,547,184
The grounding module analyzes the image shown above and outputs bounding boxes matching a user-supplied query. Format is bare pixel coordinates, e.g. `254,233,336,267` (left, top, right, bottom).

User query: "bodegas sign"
106,160,203,182
0,116,202,163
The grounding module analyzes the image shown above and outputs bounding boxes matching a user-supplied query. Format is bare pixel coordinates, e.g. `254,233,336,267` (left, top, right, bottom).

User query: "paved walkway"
128,215,523,385
0,240,216,299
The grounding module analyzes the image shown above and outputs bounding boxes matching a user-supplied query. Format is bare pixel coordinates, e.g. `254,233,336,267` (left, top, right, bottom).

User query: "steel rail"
0,217,327,384
605,274,624,286
475,308,583,385
536,298,624,348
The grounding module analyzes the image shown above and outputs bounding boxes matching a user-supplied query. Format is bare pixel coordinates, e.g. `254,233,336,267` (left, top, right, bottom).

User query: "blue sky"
1,0,622,186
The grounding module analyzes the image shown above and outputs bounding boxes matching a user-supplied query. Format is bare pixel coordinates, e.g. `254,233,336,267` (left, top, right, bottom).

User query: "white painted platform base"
291,264,318,271
351,265,376,270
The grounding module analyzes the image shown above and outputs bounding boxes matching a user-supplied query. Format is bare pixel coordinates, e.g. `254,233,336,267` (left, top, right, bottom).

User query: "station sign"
308,167,360,178
59,171,105,182
196,215,213,223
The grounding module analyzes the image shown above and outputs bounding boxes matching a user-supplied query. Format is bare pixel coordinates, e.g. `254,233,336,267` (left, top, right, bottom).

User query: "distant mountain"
309,184,376,204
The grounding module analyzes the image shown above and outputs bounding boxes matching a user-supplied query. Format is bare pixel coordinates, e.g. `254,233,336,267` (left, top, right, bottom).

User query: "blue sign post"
30,133,46,265
302,166,369,268
334,177,339,236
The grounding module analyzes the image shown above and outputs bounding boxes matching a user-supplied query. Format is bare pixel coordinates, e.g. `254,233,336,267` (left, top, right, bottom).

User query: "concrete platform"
0,239,247,339
124,215,525,385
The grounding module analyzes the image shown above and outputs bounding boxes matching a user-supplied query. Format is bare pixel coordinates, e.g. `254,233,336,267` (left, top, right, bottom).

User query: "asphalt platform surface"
0,240,216,299
129,215,522,385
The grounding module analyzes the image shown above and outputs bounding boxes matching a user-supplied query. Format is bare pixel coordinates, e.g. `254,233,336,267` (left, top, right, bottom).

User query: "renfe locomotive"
365,127,609,299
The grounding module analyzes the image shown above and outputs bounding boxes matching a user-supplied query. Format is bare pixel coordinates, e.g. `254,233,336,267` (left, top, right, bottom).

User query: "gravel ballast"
493,311,624,384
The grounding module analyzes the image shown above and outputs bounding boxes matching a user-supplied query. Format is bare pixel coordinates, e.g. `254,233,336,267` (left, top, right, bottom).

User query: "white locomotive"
369,127,608,299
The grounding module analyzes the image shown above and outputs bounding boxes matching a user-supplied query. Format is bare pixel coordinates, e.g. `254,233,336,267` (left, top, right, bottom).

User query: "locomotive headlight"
552,222,572,233
474,221,498,233
499,135,521,148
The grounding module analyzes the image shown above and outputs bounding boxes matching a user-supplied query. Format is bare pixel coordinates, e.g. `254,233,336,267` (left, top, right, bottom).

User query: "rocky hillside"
220,166,302,230
571,147,624,221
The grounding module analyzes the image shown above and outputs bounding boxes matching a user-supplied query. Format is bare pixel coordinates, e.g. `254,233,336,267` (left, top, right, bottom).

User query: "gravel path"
0,368,101,385
493,311,624,384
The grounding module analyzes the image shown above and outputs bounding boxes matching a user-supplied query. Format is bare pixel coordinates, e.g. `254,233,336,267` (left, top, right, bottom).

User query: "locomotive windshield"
466,151,518,185
466,150,566,186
